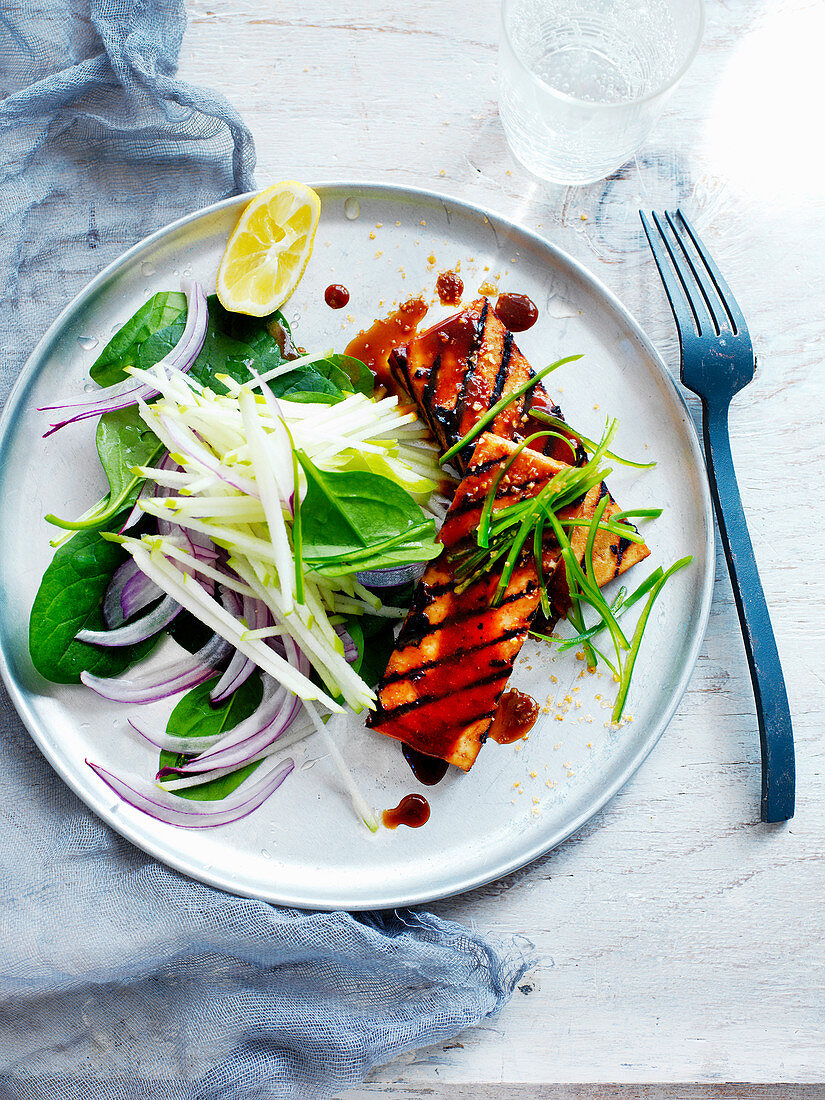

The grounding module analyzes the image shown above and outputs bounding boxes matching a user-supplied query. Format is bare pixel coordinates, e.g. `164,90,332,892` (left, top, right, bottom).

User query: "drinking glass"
498,0,704,185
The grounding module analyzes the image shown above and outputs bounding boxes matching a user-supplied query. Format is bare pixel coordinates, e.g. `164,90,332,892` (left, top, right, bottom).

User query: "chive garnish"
534,511,552,619
610,508,663,522
610,556,692,721
547,567,663,649
584,492,610,593
529,410,657,469
305,522,435,568
556,519,645,543
439,354,583,466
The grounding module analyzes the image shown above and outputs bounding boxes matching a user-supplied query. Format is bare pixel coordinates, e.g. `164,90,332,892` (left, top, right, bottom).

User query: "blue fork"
640,209,795,823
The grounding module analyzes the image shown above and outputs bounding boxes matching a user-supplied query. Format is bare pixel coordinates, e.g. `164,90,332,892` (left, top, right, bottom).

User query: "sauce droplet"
495,293,539,332
344,197,361,220
402,744,449,786
382,793,430,829
436,270,464,306
488,688,539,745
345,296,429,391
324,283,350,309
268,317,300,360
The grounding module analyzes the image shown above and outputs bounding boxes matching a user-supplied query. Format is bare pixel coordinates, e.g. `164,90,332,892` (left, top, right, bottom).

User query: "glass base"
500,117,638,186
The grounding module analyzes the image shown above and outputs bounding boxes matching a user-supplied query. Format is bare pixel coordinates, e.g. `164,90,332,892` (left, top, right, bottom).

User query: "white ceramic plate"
0,183,714,910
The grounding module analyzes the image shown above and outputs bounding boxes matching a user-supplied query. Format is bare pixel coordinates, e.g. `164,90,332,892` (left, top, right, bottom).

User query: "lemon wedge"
216,181,321,316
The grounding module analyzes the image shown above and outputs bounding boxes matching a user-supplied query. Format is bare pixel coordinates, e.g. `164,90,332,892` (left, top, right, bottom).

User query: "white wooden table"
180,1,825,1094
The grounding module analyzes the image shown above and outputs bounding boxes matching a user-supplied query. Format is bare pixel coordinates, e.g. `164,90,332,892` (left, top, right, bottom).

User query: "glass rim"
500,0,706,111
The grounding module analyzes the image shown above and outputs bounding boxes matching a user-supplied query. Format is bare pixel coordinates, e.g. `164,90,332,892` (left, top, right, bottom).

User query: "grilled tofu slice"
389,297,649,593
368,433,586,770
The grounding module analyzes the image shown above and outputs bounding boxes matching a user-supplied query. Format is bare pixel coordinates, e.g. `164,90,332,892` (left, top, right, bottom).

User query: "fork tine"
665,211,728,337
674,210,749,338
639,210,701,343
650,210,722,339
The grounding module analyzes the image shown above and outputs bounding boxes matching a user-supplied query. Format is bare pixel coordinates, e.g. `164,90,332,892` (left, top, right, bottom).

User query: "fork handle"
702,403,795,822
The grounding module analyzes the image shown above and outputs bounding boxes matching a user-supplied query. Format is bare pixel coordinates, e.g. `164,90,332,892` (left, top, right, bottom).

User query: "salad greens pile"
30,286,443,828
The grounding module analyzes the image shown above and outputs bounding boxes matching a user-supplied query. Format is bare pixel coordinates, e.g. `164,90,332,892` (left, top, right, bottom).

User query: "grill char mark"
367,434,570,768
454,298,488,420
447,475,551,521
422,351,442,412
453,299,490,465
388,348,412,399
614,535,632,571
490,330,514,406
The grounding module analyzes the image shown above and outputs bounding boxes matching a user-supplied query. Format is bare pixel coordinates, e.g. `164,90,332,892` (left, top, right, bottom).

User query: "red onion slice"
152,674,290,764
280,635,311,679
81,631,232,703
158,690,302,777
128,677,290,756
120,568,165,622
157,638,307,776
209,593,265,703
356,564,426,588
219,587,243,618
128,718,229,755
153,637,307,775
184,525,220,561
103,559,142,628
76,594,182,647
151,452,178,538
86,756,294,829
41,279,208,436
158,726,313,791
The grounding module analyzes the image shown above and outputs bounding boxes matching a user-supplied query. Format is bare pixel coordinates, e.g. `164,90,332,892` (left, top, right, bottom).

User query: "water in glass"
499,0,702,185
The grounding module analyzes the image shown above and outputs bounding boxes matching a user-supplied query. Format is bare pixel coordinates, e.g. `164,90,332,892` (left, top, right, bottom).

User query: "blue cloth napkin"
0,2,529,1097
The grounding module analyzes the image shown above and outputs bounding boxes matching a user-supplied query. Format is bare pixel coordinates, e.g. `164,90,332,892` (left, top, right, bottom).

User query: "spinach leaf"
268,363,348,405
189,294,286,392
92,292,288,396
96,406,163,512
158,673,264,801
296,452,441,574
344,619,365,674
309,354,374,397
206,296,290,346
29,526,158,683
90,292,369,410
134,314,185,373
267,355,374,405
187,299,371,402
311,539,442,577
90,291,187,386
47,298,293,530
